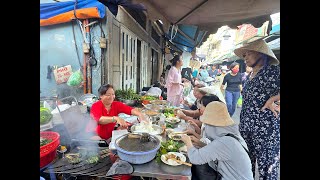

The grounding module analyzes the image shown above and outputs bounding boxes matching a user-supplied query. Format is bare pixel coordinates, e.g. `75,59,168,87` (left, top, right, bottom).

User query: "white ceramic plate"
179,145,187,154
161,152,186,166
165,117,180,124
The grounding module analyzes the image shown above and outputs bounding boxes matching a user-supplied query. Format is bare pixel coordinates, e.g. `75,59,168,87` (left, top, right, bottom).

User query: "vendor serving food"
88,84,146,141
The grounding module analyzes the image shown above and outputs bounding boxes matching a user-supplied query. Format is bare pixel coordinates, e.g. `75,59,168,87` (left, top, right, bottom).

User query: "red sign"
53,65,73,84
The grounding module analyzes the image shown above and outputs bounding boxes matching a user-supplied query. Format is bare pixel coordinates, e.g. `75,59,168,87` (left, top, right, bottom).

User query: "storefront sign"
53,65,73,84
235,21,269,44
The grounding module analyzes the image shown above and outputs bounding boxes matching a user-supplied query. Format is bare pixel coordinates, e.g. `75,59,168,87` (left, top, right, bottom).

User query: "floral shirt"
240,65,280,130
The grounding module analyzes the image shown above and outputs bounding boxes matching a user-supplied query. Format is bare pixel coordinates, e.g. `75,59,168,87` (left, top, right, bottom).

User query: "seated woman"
88,84,145,142
176,84,205,125
183,95,223,147
180,101,253,180
177,84,223,128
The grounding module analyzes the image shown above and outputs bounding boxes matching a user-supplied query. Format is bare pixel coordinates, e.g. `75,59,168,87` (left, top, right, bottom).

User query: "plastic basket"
40,131,60,168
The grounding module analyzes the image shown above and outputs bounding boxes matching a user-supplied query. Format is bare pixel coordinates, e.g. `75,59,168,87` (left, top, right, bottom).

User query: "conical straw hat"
234,39,279,65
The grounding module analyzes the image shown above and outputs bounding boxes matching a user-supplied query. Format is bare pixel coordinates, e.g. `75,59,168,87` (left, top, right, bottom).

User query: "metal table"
131,119,192,180
132,158,191,179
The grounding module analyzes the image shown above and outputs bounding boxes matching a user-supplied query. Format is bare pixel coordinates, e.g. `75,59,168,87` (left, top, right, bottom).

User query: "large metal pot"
114,133,160,164
120,99,137,106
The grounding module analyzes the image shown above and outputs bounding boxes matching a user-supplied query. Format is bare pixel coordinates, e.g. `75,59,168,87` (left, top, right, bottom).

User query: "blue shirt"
198,70,209,81
192,69,198,78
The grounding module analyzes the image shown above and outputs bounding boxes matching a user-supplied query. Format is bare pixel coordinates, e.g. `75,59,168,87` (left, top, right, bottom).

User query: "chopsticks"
172,158,192,166
173,132,185,134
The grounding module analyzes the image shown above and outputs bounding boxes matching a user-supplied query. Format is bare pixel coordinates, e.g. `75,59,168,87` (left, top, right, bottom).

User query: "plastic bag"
237,95,243,107
67,70,83,86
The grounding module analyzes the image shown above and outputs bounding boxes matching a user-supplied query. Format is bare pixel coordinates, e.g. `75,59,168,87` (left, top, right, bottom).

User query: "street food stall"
40,96,192,179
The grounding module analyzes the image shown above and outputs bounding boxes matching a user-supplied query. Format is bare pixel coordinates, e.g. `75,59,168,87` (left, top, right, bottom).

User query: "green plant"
115,88,141,100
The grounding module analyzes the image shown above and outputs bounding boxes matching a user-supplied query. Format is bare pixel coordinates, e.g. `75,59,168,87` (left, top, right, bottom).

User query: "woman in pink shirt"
165,54,184,106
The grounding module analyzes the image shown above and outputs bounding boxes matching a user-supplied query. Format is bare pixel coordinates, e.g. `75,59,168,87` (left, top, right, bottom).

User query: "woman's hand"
180,134,193,148
115,117,128,128
187,119,198,127
183,127,196,136
261,97,280,118
176,110,186,118
183,100,190,107
190,135,201,144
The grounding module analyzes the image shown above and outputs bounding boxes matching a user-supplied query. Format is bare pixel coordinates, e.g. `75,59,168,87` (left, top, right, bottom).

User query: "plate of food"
168,133,183,141
161,152,187,166
165,117,180,124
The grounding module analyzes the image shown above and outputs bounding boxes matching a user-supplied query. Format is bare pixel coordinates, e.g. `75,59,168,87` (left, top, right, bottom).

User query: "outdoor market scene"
40,0,280,180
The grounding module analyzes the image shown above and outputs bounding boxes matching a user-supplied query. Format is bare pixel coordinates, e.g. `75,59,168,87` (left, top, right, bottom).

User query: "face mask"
231,69,239,74
222,70,226,73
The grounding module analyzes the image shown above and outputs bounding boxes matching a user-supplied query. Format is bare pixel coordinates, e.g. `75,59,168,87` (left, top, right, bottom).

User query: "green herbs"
155,140,184,163
141,95,158,101
115,88,141,100
166,123,174,128
163,108,175,118
40,137,52,146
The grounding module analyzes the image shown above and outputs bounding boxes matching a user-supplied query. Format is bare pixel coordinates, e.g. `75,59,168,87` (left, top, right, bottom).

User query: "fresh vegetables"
115,88,141,100
156,139,184,163
166,123,174,128
141,95,158,101
163,108,175,118
40,107,53,125
40,137,52,146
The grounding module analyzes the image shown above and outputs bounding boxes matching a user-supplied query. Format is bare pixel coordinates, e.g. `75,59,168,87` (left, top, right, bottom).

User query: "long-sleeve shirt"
165,66,183,96
188,136,253,180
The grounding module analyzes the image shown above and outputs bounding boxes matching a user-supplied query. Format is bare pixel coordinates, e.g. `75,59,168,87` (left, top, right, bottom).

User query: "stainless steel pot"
120,99,137,106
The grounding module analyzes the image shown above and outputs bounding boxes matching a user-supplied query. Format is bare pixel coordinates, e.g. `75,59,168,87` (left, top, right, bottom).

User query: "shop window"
123,7,147,29
152,27,160,45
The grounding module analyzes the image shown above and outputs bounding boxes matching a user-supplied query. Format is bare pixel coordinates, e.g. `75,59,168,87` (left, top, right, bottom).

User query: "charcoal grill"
43,139,114,179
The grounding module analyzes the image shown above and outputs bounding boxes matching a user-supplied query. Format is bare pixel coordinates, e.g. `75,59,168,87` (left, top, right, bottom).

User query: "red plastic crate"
40,131,60,168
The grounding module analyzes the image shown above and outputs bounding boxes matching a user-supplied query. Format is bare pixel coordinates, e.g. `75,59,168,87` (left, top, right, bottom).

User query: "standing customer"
165,54,184,106
221,62,242,116
234,39,280,180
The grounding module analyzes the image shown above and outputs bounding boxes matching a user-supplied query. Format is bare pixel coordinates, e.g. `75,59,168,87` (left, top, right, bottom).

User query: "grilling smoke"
52,105,100,149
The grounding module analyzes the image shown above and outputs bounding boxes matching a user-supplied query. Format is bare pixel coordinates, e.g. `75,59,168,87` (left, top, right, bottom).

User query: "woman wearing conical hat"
180,101,253,180
233,39,280,180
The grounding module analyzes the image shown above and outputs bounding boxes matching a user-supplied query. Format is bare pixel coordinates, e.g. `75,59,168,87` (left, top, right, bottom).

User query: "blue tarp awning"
40,0,106,26
165,24,207,52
